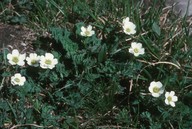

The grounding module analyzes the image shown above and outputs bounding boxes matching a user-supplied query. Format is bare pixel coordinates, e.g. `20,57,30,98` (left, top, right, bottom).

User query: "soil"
0,23,36,53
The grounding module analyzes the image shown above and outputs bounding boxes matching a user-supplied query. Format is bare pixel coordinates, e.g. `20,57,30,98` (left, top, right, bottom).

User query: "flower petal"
156,81,162,88
45,53,54,59
12,49,19,55
172,96,178,102
165,99,169,105
136,43,142,48
152,93,160,97
131,42,138,48
134,53,139,57
80,32,85,36
123,17,130,24
165,92,170,98
18,61,25,66
7,53,12,60
53,59,58,65
170,102,175,107
139,48,145,55
170,91,175,96
81,26,86,32
90,30,95,35
15,73,21,78
148,85,154,93
128,48,133,54
87,25,92,31
150,81,157,87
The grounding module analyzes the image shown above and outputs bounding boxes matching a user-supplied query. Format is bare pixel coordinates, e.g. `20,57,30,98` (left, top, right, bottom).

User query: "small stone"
166,0,192,17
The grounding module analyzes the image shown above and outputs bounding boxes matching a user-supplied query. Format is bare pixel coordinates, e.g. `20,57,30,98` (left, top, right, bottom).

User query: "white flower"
148,81,164,97
80,25,95,37
165,91,178,107
129,42,145,57
122,17,136,35
26,53,40,67
7,49,26,66
40,53,58,69
123,22,136,35
11,73,26,86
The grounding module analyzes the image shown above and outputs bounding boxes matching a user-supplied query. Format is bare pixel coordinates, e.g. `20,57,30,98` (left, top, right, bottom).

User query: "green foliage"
152,22,161,36
0,0,192,128
50,27,78,57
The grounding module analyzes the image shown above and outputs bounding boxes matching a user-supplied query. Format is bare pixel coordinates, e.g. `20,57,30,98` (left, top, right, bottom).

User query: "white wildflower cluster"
123,17,144,57
7,49,58,69
80,17,145,57
148,81,178,107
7,49,58,86
78,19,178,108
119,17,178,107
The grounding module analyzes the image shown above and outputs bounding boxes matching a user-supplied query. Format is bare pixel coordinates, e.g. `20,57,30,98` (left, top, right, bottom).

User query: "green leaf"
98,44,107,63
1,72,11,77
183,92,192,106
49,27,78,57
152,22,161,36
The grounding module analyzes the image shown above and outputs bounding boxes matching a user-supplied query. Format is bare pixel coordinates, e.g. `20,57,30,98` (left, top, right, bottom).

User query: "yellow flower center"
12,57,19,63
14,78,20,83
85,30,90,36
153,87,160,93
126,28,131,32
31,59,37,65
167,96,172,102
45,59,52,65
133,48,139,53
